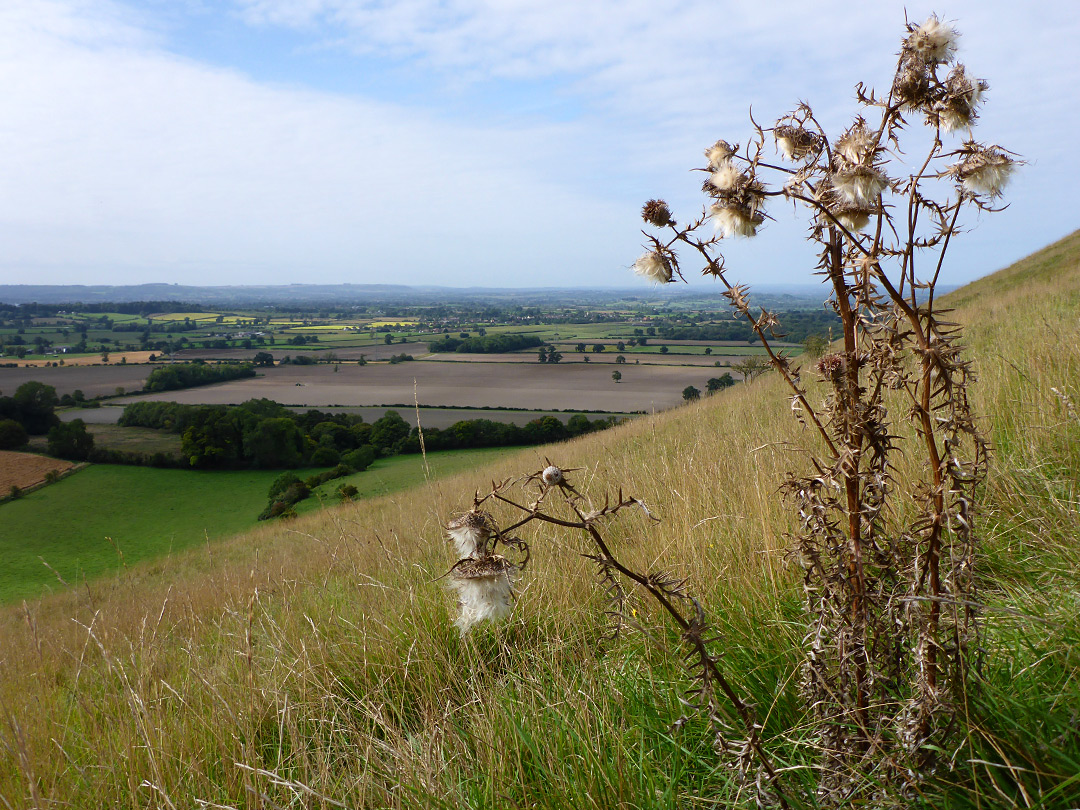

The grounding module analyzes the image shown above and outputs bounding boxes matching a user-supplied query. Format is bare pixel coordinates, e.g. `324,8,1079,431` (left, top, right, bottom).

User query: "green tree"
615,355,626,364
13,381,60,434
47,419,94,460
706,373,736,394
0,419,28,450
253,351,275,367
612,370,622,383
242,417,305,468
592,344,605,353
682,385,701,402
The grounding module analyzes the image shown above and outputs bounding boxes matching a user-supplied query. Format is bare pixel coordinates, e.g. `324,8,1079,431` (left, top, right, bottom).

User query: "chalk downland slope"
1,231,1078,808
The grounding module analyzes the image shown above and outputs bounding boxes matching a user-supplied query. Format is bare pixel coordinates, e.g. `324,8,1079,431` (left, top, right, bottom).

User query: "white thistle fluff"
632,251,672,284
835,123,875,166
962,157,1014,197
831,168,888,207
835,208,871,233
705,140,735,170
711,204,759,238
708,164,743,192
447,512,490,559
908,14,959,63
450,571,514,633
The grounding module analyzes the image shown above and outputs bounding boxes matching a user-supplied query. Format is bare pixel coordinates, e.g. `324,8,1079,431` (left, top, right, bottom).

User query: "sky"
0,0,1076,290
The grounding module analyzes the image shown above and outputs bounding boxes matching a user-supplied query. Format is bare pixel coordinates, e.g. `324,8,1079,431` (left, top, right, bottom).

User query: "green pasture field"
293,445,524,515
0,446,522,604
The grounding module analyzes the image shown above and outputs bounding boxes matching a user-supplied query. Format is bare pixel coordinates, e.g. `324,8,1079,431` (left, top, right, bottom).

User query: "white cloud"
0,0,1076,288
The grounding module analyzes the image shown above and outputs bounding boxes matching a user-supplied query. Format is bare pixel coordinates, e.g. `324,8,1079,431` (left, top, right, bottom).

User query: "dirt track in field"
0,452,76,493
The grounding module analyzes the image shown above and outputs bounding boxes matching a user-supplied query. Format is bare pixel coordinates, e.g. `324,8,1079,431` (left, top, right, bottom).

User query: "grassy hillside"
0,447,522,604
1,233,1078,808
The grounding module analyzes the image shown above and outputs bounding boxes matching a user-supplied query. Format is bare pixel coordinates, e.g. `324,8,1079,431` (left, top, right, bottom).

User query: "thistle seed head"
950,144,1016,198
774,125,821,161
704,139,736,170
447,509,493,559
632,251,674,284
449,556,516,633
641,199,674,227
834,205,873,233
541,465,564,486
710,203,764,238
933,64,988,132
831,166,888,207
708,163,744,192
834,119,876,167
905,14,959,64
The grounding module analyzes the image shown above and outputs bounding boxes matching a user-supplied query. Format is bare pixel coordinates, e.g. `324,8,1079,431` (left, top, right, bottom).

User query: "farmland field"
115,360,729,411
0,451,77,493
0,363,154,397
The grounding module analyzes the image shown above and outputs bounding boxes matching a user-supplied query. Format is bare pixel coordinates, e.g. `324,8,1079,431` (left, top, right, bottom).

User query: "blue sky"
0,0,1076,289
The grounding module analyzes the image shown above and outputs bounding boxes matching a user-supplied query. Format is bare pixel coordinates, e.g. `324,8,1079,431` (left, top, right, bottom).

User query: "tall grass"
1,232,1078,807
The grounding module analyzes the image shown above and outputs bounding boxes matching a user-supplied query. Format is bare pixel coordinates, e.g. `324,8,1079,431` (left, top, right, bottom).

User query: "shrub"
0,418,28,450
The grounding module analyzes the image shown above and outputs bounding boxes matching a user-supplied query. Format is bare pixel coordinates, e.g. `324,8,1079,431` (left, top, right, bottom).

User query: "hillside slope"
1,232,1078,808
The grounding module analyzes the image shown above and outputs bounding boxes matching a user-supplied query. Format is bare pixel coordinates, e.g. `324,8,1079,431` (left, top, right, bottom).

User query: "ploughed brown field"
0,451,76,492
0,364,154,398
116,360,728,412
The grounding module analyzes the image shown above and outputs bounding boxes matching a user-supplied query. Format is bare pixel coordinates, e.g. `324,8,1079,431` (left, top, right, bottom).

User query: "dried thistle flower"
632,251,674,283
541,465,564,486
834,205,873,233
710,203,764,238
774,125,821,161
642,199,674,227
905,14,959,64
708,163,745,192
934,64,988,132
831,166,888,207
449,556,516,633
834,119,876,166
447,509,492,559
950,144,1015,197
705,139,736,170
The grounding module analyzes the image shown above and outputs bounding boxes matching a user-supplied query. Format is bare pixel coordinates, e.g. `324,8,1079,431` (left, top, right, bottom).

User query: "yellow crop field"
367,320,418,327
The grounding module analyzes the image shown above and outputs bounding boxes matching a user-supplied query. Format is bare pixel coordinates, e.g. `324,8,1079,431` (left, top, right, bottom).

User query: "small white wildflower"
447,510,491,559
541,465,564,486
449,557,516,633
705,139,736,170
831,167,888,207
710,203,761,238
708,164,743,192
907,14,959,64
632,251,673,284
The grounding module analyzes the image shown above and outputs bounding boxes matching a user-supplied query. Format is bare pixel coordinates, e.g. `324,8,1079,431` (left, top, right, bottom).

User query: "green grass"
294,446,525,515
0,466,307,603
0,447,523,604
